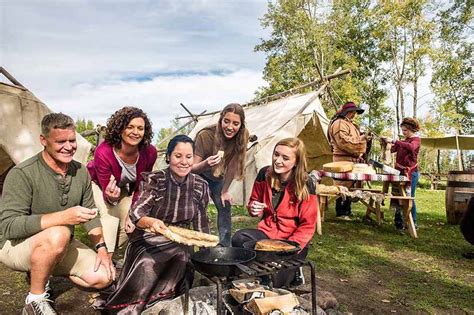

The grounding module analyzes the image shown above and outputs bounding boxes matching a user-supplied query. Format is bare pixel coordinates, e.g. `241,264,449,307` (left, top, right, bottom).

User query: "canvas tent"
0,76,92,191
420,135,474,150
420,135,474,171
188,90,332,205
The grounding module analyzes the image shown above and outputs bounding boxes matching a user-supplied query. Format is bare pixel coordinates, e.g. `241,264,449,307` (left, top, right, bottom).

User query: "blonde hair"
268,137,309,202
211,103,249,179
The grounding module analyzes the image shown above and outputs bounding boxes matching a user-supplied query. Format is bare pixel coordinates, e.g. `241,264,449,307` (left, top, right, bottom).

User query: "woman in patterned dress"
97,135,210,314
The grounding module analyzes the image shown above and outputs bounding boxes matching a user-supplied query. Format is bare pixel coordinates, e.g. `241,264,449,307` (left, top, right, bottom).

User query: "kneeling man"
0,113,115,314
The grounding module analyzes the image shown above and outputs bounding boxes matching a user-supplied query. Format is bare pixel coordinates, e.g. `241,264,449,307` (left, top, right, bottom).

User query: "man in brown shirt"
0,113,114,314
328,102,368,220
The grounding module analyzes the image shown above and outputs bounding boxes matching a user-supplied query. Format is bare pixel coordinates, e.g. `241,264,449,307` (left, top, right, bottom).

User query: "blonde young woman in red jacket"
232,137,318,287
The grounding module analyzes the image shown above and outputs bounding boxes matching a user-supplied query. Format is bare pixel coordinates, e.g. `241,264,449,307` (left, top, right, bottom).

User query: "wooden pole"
180,103,199,122
437,149,440,174
455,133,462,171
176,68,351,120
242,177,246,207
80,130,97,137
156,110,206,147
313,53,339,111
0,67,25,88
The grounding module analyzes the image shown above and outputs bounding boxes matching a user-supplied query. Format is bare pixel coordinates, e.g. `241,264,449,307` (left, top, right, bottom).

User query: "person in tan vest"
328,102,368,220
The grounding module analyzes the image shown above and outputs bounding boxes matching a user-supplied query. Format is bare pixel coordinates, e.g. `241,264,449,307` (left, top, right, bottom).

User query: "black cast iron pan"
191,247,256,278
243,239,300,262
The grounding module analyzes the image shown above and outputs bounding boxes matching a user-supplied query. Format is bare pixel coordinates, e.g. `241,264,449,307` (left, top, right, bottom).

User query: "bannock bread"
255,239,296,251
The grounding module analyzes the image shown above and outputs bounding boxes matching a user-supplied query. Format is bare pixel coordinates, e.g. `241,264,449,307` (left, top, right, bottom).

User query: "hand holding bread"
206,153,222,167
249,201,266,217
105,174,121,203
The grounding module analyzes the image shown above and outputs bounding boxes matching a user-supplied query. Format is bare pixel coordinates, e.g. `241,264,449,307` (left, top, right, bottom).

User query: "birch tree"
430,0,473,135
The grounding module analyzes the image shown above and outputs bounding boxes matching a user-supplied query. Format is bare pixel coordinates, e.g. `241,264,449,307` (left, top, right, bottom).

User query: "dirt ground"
0,265,98,314
1,243,471,314
2,261,468,314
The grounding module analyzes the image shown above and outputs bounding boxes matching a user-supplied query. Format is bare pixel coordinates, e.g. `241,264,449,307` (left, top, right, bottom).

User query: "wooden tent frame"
176,68,350,121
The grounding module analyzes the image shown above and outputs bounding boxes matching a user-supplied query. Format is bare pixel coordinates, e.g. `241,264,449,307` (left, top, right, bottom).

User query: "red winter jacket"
247,166,318,249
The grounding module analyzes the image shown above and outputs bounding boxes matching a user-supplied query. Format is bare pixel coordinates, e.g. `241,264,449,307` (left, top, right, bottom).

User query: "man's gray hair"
41,113,75,136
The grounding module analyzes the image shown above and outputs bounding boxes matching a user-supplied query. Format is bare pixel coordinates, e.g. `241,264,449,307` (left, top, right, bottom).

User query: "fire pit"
190,250,317,315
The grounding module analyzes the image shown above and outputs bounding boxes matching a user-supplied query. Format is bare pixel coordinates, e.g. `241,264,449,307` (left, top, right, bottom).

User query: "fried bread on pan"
255,239,296,251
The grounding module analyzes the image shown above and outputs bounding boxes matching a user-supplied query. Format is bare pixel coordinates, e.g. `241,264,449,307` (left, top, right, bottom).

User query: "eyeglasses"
58,175,71,206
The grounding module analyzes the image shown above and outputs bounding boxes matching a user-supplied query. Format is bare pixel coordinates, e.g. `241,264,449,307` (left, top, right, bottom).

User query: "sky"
1,0,269,129
2,1,470,137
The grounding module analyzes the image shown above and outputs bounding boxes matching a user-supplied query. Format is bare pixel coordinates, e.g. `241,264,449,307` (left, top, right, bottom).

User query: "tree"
405,1,434,118
328,0,393,134
75,118,96,146
430,0,473,135
155,116,195,151
373,0,434,129
254,0,328,98
255,0,392,133
155,126,174,151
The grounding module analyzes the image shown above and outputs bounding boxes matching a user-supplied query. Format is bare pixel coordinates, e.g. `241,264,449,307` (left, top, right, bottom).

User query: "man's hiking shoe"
22,296,57,315
25,273,54,300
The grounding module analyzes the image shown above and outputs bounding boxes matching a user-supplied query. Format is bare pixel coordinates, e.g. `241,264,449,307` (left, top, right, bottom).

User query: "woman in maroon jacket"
232,137,318,287
87,107,157,257
382,117,421,229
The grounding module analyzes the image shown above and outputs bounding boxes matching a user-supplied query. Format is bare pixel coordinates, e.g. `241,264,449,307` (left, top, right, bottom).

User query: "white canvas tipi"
0,72,92,192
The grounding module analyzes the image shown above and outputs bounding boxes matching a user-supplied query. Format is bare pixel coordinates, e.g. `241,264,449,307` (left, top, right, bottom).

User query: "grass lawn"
214,188,474,313
73,187,474,313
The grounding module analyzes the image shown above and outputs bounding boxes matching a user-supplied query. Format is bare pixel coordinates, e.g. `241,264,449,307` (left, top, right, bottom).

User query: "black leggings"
203,176,232,247
232,229,309,288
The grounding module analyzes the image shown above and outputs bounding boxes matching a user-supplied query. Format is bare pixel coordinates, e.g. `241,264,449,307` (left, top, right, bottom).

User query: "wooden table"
310,171,417,239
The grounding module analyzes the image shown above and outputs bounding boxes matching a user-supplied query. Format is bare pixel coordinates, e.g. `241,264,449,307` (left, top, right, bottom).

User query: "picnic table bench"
421,172,448,190
311,171,417,239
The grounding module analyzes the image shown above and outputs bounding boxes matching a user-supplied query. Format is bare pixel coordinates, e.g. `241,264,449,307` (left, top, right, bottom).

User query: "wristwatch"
95,242,107,251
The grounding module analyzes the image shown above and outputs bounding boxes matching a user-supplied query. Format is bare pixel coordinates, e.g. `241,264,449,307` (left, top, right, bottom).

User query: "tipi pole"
0,67,25,88
455,133,462,171
176,68,351,120
156,110,206,148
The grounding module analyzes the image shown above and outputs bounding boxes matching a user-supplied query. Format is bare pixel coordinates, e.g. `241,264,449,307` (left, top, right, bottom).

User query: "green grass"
76,188,474,313
220,189,474,312
307,188,473,312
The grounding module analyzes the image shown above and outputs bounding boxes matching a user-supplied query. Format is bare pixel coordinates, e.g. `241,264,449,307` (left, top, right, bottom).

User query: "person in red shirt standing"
87,107,157,258
232,137,318,287
382,117,421,229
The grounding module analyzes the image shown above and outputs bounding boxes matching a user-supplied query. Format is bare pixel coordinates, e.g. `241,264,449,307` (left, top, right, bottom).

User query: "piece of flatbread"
144,225,219,247
217,150,224,159
316,184,341,195
255,239,296,251
168,225,219,242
